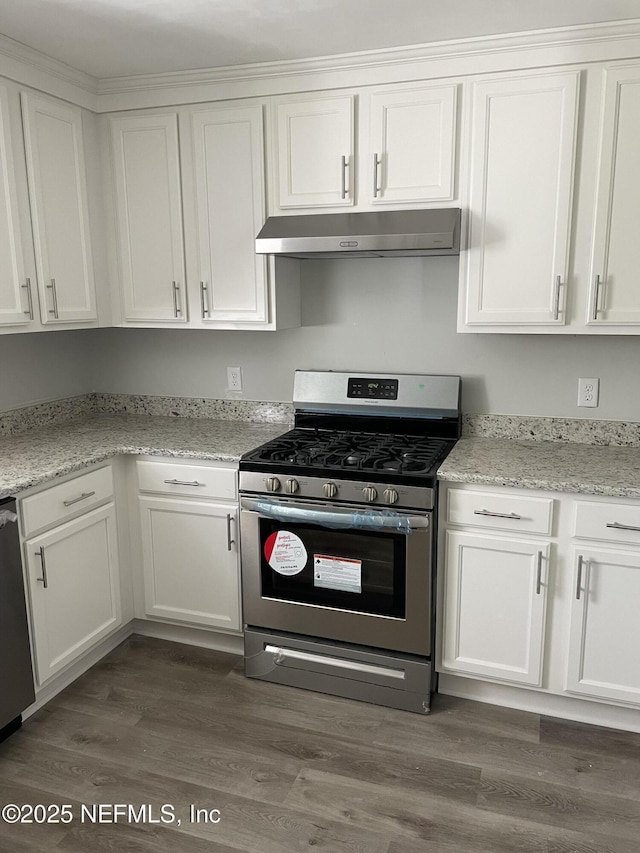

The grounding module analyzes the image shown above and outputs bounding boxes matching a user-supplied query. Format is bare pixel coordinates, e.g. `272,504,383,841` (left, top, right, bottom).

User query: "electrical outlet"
227,367,242,392
578,377,599,408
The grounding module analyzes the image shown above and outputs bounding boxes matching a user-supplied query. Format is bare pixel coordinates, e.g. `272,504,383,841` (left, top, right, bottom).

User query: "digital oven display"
347,377,399,399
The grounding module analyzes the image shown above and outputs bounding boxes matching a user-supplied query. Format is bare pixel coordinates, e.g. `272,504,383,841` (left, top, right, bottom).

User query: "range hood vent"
255,208,461,259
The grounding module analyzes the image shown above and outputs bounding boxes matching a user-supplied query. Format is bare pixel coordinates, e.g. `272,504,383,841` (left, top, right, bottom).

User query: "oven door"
240,495,433,656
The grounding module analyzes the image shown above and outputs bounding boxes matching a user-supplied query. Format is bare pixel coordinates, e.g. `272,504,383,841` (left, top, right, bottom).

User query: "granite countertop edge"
0,415,290,501
437,437,640,499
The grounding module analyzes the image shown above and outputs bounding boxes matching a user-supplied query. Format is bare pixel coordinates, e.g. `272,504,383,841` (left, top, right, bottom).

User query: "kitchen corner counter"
0,413,289,499
438,436,640,498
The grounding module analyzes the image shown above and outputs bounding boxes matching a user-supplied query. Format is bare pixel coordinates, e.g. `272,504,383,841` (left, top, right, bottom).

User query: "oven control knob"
323,482,338,499
383,488,399,505
265,476,281,493
285,478,300,495
362,486,378,503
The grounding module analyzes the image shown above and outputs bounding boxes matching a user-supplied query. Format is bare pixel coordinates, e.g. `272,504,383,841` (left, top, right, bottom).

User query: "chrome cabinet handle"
592,274,603,320
22,278,34,319
163,479,205,487
35,546,48,588
172,281,182,318
576,555,585,601
200,281,209,318
536,551,543,595
473,509,523,520
340,155,349,199
226,513,235,551
63,490,96,507
47,278,59,318
553,275,562,320
606,521,640,532
373,153,381,198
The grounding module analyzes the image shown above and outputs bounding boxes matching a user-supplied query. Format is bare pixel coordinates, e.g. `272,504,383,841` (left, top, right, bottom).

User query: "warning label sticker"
313,554,362,594
264,530,307,576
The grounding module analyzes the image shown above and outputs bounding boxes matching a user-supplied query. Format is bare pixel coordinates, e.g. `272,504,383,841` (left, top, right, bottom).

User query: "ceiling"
0,0,639,80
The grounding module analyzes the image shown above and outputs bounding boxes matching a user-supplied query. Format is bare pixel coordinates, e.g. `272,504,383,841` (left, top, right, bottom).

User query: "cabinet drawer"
136,460,237,500
574,500,640,545
21,466,114,536
447,489,553,535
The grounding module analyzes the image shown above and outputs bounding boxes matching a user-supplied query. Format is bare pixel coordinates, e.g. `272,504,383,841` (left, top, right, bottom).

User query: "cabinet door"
588,67,640,325
109,113,186,323
21,92,97,324
368,84,457,203
274,94,355,208
441,531,549,685
139,496,240,631
0,85,32,327
566,547,640,705
190,105,268,325
25,504,121,686
462,71,579,327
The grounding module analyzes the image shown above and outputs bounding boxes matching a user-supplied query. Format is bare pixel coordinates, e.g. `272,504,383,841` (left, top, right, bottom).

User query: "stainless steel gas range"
239,370,461,713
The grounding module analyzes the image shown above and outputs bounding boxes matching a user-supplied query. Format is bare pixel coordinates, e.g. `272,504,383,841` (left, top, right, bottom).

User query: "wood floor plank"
478,768,640,843
2,636,639,853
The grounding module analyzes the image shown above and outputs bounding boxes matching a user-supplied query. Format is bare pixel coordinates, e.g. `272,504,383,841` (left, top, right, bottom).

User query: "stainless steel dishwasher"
0,497,35,742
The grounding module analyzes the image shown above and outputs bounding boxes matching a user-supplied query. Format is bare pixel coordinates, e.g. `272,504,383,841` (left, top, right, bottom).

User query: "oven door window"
258,518,406,618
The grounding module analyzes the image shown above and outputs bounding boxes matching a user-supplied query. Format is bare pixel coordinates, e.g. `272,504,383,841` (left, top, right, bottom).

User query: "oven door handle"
240,497,429,532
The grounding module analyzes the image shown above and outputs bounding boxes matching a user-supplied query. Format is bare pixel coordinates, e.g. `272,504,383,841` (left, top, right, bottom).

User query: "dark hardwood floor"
1,635,639,852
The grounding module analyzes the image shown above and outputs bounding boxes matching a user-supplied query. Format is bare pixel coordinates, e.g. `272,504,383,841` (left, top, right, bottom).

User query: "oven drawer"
574,500,640,545
447,488,553,535
136,460,237,500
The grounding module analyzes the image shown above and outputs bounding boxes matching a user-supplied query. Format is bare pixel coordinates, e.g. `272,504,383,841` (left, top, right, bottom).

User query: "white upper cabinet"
273,93,355,208
0,84,31,327
109,113,187,323
366,83,457,204
587,65,640,326
459,70,579,328
21,92,97,324
270,84,458,213
188,104,268,326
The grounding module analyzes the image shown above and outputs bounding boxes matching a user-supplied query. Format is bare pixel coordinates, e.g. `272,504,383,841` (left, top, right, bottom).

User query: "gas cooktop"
241,427,455,486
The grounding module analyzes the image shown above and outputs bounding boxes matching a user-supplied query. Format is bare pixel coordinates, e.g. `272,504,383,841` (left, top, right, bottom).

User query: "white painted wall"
84,257,640,421
0,329,94,411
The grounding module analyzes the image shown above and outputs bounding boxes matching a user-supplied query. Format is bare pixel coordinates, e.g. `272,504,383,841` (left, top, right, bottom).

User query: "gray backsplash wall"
0,329,95,411
3,257,640,419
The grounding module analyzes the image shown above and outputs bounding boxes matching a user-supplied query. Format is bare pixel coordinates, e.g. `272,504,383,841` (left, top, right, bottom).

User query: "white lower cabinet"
439,484,640,716
442,531,549,685
566,545,640,705
24,502,121,686
138,496,240,630
135,459,241,632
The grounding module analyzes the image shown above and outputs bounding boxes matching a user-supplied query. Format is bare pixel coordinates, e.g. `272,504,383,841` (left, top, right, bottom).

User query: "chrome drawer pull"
35,546,48,588
63,490,96,507
47,278,59,318
536,551,543,595
163,479,205,487
373,152,381,198
473,509,523,520
22,278,34,319
226,513,235,551
200,281,209,318
553,275,562,320
576,555,585,601
341,155,349,199
606,521,640,532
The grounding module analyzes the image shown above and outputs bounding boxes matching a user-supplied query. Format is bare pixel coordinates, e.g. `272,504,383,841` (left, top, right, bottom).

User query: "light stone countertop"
0,413,290,500
438,437,640,497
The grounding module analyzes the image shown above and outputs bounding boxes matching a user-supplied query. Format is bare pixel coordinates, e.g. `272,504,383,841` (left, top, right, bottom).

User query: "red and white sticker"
313,554,362,594
264,530,307,576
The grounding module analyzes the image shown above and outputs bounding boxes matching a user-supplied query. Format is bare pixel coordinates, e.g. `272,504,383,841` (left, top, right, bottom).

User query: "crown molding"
96,18,640,99
0,32,97,109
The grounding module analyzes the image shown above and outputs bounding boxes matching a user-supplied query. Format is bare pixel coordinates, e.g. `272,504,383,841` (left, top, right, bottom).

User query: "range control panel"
347,377,399,400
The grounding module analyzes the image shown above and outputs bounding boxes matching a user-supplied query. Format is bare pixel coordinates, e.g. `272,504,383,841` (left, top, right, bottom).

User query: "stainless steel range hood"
255,209,461,259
